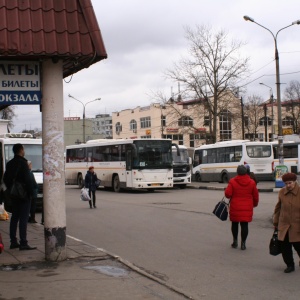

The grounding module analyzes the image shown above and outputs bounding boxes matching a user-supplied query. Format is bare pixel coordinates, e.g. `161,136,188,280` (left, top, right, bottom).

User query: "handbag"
10,180,27,200
213,197,230,221
95,179,101,188
269,229,281,256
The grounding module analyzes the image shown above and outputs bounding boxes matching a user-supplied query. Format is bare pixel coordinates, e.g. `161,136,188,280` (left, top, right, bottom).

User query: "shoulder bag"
10,166,27,200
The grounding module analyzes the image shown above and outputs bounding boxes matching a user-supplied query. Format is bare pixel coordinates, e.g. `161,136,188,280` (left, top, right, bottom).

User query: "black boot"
241,242,246,250
284,265,295,273
231,239,238,248
93,200,96,208
89,201,92,209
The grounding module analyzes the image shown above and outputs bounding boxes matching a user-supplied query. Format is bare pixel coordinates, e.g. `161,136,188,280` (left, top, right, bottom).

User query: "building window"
189,134,206,147
130,119,137,131
219,110,232,141
204,116,210,126
162,134,184,145
259,116,272,126
178,116,193,126
115,122,122,134
161,115,166,127
140,117,151,128
141,135,151,139
282,117,294,126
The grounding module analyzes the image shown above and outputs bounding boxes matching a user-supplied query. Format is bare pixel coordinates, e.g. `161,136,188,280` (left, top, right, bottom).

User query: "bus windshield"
172,148,189,164
4,144,43,172
133,140,172,169
246,145,272,158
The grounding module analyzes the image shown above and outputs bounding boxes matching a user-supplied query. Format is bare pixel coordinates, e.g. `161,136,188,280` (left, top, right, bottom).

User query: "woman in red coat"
225,165,259,250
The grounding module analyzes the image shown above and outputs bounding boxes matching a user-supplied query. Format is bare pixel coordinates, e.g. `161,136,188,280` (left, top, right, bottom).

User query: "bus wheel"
195,173,201,182
78,174,84,188
222,173,229,183
113,175,121,193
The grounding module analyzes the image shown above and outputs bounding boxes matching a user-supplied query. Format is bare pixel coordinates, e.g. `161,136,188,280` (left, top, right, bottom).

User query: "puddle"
1,265,23,271
83,265,129,277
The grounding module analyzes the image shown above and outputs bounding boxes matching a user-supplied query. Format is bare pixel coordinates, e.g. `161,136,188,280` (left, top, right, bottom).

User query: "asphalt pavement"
0,180,280,300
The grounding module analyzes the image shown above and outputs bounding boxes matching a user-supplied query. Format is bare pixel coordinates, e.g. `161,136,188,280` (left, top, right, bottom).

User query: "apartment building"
111,93,290,147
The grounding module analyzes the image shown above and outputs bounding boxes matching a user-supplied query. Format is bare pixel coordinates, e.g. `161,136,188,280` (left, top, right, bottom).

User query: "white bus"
172,145,192,188
0,133,43,208
272,141,300,174
192,140,274,183
65,138,175,192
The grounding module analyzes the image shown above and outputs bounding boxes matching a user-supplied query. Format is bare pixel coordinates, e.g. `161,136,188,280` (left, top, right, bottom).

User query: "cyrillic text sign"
0,61,41,105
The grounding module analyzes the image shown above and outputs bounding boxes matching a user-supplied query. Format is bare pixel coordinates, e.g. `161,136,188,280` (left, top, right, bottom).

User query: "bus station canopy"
0,0,107,78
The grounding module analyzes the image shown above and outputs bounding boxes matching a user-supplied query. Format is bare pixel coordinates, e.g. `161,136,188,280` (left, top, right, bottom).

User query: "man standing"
3,143,37,250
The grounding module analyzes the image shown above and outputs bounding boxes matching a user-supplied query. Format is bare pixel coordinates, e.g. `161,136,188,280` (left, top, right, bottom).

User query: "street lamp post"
68,94,101,143
260,83,274,141
244,15,300,164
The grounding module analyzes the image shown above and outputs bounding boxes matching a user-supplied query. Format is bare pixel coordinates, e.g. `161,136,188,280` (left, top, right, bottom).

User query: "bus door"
125,148,133,187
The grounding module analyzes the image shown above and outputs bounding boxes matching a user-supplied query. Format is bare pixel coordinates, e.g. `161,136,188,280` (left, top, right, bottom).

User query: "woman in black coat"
84,166,99,209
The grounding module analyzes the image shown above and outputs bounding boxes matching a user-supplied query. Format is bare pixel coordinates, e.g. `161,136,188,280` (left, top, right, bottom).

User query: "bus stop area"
0,220,186,300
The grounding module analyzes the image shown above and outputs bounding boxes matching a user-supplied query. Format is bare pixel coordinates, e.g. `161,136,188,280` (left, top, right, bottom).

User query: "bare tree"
0,106,16,132
284,80,300,100
283,80,300,133
165,24,250,142
243,95,265,140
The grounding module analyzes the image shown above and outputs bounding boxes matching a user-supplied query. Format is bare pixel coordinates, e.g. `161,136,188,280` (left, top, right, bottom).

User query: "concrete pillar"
42,59,67,261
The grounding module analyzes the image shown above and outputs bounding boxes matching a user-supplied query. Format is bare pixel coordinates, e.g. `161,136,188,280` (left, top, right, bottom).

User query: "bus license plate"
151,183,160,186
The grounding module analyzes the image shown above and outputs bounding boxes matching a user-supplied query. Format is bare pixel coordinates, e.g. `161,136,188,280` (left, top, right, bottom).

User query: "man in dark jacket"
3,143,36,250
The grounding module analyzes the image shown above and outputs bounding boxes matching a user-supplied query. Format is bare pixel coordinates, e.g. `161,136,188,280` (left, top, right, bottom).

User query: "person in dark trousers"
84,166,99,209
28,161,38,223
3,143,37,250
273,172,300,273
245,164,258,185
225,165,259,250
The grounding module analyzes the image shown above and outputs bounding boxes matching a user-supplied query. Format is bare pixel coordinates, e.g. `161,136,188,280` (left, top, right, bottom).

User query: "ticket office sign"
0,61,41,105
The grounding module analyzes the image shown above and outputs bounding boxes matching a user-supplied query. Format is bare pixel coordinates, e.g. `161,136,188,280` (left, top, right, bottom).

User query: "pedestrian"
245,164,258,185
84,166,99,209
225,165,259,250
28,161,38,223
273,172,300,273
3,143,37,250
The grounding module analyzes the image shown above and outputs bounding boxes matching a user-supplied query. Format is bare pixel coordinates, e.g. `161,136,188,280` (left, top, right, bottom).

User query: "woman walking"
84,166,99,209
273,172,300,273
225,165,259,250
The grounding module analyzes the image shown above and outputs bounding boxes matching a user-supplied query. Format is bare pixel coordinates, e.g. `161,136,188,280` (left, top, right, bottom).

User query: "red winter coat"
225,175,259,222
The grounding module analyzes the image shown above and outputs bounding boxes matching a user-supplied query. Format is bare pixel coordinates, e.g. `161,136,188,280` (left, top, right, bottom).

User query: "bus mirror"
172,143,180,156
189,157,192,165
131,144,137,158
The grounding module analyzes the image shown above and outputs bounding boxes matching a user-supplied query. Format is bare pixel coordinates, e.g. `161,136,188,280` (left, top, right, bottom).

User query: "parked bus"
0,133,43,208
65,138,177,192
172,145,191,188
272,141,300,173
192,140,274,183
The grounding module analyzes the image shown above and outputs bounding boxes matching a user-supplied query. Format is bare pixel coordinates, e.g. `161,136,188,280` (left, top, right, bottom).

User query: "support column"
42,59,67,261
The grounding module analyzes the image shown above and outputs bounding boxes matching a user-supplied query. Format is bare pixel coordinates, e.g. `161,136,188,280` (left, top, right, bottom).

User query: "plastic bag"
80,188,91,201
0,204,9,221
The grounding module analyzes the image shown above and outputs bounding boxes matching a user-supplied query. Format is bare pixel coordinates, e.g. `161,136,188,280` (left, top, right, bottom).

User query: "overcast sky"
12,0,300,132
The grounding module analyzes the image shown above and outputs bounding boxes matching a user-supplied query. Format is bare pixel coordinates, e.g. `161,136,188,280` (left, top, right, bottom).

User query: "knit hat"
237,165,247,175
245,164,250,171
282,172,297,182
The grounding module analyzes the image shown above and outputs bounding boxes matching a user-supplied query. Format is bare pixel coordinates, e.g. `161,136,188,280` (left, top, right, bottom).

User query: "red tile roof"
0,0,107,78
